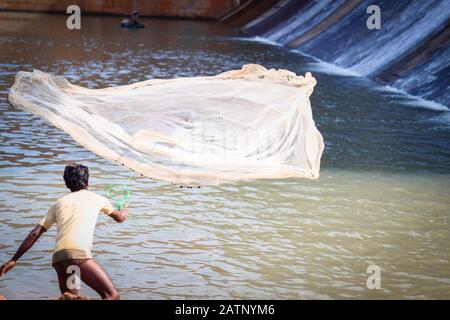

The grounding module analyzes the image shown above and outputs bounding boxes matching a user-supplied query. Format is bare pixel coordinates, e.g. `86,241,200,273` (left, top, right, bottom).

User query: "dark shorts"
52,249,91,265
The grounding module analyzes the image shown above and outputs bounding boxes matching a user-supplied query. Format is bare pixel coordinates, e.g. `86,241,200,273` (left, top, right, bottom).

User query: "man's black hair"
63,163,89,192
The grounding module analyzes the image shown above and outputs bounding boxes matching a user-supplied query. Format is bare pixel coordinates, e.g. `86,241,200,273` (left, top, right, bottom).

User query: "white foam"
375,85,449,112
228,36,282,47
284,49,362,77
228,36,360,77
306,60,362,77
230,36,447,112
403,99,449,112
430,113,450,126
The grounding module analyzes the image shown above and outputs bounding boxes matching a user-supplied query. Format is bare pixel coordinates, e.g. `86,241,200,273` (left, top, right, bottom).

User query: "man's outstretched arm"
0,225,47,277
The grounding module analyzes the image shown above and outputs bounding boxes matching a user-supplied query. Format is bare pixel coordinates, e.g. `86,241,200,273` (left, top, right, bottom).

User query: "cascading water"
263,0,347,45
293,0,449,76
390,42,450,104
244,0,450,106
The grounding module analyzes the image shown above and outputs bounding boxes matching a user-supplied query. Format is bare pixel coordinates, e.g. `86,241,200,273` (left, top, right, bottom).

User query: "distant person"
0,164,128,300
121,10,144,28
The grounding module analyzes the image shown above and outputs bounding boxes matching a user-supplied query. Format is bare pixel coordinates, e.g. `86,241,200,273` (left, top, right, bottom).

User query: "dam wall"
227,0,450,106
0,0,238,19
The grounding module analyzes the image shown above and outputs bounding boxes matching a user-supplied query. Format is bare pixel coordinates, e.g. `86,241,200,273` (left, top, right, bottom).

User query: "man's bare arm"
109,207,128,223
0,224,46,277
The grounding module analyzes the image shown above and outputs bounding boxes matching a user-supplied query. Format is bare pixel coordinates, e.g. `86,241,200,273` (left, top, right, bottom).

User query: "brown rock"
56,292,89,300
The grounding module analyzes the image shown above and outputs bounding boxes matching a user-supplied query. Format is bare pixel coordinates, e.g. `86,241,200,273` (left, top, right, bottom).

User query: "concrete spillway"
227,0,449,106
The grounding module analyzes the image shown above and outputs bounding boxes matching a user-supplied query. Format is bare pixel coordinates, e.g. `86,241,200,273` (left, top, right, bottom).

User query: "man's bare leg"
53,259,120,300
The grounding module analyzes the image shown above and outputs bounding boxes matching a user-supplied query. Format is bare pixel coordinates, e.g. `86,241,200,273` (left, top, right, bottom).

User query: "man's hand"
0,260,16,278
110,206,128,223
119,206,129,221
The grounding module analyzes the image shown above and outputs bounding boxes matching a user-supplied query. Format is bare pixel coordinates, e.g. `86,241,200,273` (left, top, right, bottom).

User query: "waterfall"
240,0,450,106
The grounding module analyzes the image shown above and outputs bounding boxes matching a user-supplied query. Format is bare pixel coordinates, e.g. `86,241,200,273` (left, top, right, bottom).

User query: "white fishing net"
9,64,324,186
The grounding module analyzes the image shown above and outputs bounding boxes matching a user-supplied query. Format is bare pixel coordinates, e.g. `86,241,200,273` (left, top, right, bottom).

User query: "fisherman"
0,164,128,300
121,10,144,28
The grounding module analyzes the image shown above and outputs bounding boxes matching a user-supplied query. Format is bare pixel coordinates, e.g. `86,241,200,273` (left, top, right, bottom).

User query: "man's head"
63,163,89,192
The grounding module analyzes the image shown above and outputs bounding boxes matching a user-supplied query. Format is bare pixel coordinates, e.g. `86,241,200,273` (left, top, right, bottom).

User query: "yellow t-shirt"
39,189,115,257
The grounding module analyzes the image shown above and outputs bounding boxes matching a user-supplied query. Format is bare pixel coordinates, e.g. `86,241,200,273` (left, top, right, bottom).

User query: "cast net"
9,64,324,186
